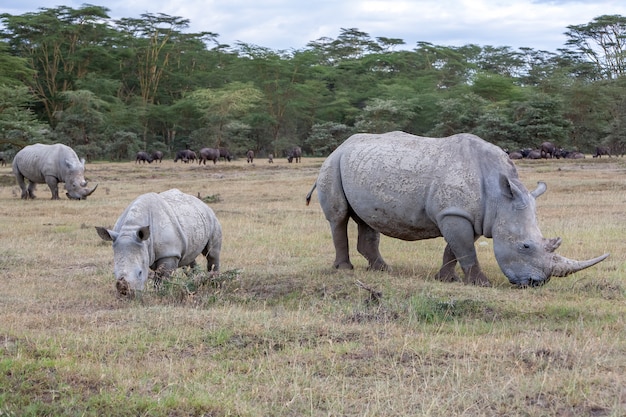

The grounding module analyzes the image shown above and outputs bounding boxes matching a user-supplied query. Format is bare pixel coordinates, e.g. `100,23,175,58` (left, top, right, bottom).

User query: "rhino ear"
500,175,523,200
96,226,117,242
136,226,150,241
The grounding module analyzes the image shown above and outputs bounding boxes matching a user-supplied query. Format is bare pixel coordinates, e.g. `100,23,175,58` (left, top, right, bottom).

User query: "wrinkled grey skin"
96,189,222,296
12,143,98,200
306,131,608,287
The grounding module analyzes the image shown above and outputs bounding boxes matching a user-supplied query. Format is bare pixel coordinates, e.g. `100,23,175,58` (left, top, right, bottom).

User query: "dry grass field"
0,154,625,416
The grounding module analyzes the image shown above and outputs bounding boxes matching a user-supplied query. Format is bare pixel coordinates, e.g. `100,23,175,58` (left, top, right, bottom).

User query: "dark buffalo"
520,148,533,158
151,151,163,163
219,148,232,162
540,142,556,159
593,146,611,158
527,149,542,159
246,150,254,163
0,152,7,166
287,146,302,163
136,151,153,164
508,151,523,160
198,147,220,165
174,149,197,163
566,151,585,159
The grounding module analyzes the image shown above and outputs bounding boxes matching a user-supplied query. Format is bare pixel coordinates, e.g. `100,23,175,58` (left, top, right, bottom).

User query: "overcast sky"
3,0,626,52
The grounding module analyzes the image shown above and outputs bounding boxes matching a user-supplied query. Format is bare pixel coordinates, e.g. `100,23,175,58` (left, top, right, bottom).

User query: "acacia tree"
565,15,626,79
0,5,113,125
184,82,263,148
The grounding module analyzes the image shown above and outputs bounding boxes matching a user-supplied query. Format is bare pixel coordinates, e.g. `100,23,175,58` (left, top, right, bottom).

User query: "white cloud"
2,0,625,51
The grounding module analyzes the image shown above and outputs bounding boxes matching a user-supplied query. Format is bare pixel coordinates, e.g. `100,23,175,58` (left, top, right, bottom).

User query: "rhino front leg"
153,257,179,287
44,175,60,199
435,244,460,282
356,221,388,271
438,215,491,287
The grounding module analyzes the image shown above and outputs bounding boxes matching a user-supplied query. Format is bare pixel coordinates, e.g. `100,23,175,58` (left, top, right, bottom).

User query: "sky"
2,0,626,52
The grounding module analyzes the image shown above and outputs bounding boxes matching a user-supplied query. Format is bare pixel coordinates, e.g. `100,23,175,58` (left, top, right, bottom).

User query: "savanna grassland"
0,154,625,417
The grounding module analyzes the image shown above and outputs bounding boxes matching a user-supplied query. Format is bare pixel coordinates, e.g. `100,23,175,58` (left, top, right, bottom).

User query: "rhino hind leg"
330,217,354,270
202,239,221,273
356,221,388,271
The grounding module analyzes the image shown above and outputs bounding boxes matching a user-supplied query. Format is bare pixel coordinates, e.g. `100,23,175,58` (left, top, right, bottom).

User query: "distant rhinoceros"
305,131,608,287
96,189,222,296
12,143,98,200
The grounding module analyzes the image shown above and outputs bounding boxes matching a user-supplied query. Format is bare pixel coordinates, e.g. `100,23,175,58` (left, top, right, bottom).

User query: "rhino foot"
334,261,354,270
435,270,460,283
367,259,390,271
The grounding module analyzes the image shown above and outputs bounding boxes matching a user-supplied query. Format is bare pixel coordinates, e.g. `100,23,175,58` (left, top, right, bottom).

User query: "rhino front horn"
86,183,98,196
551,253,609,277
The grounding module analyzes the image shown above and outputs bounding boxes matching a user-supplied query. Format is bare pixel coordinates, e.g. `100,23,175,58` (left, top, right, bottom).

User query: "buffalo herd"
507,141,618,160
135,146,302,165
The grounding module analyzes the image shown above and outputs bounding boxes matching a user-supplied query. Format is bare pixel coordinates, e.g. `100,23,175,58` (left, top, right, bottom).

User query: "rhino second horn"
550,253,609,277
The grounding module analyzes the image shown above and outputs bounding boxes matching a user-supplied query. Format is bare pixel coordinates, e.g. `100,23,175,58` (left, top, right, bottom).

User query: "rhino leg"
435,244,461,282
356,221,388,271
330,217,353,270
153,257,179,287
202,238,221,273
44,175,60,199
438,215,491,287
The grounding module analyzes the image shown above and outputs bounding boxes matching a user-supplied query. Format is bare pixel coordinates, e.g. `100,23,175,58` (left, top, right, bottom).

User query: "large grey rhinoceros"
96,189,222,295
12,143,98,200
305,131,608,287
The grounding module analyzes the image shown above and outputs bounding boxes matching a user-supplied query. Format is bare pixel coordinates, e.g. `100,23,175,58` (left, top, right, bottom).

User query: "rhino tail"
305,182,317,206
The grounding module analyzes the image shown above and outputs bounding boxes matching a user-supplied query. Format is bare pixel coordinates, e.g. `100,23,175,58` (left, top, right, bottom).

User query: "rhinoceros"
96,188,222,295
305,131,608,287
12,143,98,200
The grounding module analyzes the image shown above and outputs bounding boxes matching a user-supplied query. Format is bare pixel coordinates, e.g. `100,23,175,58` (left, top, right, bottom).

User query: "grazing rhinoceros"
12,143,98,200
305,131,608,287
96,189,222,296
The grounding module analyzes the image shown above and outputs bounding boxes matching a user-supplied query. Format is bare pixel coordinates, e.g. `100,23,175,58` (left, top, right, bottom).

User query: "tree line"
1,5,626,161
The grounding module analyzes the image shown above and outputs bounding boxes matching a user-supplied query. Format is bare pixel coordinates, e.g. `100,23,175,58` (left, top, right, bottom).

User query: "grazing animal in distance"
593,146,611,158
0,152,7,166
174,149,197,163
305,131,608,287
540,142,556,159
96,189,222,296
219,148,232,162
135,151,153,164
198,147,220,165
268,153,274,163
12,143,98,200
287,146,302,163
246,150,254,163
151,151,163,163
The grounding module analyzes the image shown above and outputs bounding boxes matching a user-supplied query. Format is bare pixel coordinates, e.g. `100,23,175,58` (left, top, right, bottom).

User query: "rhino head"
64,158,98,200
491,177,608,287
96,225,151,295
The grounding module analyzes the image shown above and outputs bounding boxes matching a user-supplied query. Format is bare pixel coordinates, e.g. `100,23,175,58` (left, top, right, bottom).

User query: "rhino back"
13,143,80,182
114,189,215,267
331,132,516,239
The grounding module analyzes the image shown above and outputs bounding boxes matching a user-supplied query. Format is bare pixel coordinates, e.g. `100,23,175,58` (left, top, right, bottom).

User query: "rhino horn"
84,183,98,197
550,253,609,277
